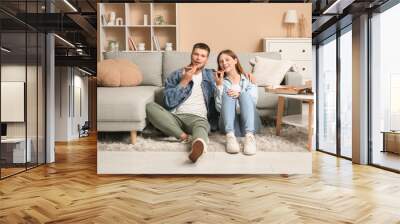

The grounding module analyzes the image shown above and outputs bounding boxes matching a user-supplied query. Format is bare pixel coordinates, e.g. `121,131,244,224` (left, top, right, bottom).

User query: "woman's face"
218,53,237,73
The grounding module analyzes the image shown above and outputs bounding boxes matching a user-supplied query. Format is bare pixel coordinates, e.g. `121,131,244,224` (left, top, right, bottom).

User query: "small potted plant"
154,15,166,25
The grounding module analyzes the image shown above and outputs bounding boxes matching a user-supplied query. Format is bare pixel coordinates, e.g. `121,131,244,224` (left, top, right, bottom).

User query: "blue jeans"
221,91,256,135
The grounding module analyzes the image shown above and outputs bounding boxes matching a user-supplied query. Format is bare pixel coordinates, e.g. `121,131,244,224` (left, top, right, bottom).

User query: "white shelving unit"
98,3,178,59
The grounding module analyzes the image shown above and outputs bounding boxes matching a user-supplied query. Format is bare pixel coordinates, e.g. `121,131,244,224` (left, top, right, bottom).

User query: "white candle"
143,14,148,26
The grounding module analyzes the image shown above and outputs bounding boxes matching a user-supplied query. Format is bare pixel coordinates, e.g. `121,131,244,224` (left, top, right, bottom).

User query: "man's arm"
163,69,192,110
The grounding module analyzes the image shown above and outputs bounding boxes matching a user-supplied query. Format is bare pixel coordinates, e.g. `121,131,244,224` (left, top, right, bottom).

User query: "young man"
146,43,218,163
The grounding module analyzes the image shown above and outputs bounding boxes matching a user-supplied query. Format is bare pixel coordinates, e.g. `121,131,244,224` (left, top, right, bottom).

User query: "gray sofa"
97,51,302,143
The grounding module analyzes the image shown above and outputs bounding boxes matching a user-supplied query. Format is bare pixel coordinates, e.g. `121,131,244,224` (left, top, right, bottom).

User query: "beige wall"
177,3,311,53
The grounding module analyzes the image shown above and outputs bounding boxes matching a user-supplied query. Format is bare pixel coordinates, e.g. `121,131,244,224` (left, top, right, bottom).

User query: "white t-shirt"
174,71,208,119
231,84,241,92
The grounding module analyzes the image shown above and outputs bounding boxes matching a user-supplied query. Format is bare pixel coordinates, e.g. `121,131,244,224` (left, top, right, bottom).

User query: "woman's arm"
214,84,224,112
213,70,225,112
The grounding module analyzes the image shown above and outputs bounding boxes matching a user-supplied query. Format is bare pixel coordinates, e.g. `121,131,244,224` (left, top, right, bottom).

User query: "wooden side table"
381,131,400,154
274,94,314,151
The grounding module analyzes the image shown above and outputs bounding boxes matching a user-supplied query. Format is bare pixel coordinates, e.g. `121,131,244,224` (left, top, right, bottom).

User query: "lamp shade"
284,10,298,24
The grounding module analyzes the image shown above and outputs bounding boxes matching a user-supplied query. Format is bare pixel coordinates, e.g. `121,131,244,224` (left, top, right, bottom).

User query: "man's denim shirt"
163,67,219,131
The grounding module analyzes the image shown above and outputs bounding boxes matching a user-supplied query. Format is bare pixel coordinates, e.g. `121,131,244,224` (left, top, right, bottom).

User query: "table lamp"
284,10,298,37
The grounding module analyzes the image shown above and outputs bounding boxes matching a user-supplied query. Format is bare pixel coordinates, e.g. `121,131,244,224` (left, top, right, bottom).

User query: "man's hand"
227,89,240,98
245,72,256,84
180,64,198,87
213,69,225,86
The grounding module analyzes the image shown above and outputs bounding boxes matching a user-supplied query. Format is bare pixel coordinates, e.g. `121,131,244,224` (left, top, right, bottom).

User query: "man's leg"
179,114,210,143
145,102,184,139
178,114,210,162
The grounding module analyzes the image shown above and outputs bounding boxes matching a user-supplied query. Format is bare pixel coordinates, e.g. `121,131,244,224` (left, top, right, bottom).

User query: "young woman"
214,49,261,155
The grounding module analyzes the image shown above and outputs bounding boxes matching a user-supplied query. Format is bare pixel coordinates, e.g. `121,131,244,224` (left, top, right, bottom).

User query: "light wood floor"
1,167,26,178
373,151,400,171
1,134,400,224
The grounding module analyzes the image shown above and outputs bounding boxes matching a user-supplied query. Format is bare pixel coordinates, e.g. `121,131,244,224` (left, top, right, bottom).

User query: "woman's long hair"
217,49,245,75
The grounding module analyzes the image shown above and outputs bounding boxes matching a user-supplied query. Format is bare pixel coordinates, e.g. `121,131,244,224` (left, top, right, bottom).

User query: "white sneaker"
189,138,207,163
243,133,257,155
226,132,240,154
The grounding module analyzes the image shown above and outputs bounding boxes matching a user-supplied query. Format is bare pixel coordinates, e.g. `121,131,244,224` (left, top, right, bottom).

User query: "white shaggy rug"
98,125,308,153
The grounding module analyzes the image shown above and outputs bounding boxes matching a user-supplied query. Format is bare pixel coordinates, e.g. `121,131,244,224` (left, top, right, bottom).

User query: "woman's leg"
221,92,240,153
239,91,257,155
221,92,237,134
238,91,256,133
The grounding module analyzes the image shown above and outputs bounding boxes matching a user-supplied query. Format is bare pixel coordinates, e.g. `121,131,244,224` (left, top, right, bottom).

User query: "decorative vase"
138,43,145,51
116,17,123,26
298,14,306,38
165,43,173,51
109,12,116,26
143,14,148,26
108,40,119,52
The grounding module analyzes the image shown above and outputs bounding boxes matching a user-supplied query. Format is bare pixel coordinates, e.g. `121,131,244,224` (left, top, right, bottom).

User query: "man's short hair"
192,43,210,56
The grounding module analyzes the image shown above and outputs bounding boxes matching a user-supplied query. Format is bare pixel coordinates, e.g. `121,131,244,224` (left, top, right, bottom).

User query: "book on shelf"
152,36,157,51
128,36,137,51
153,35,160,51
101,15,107,26
156,37,160,51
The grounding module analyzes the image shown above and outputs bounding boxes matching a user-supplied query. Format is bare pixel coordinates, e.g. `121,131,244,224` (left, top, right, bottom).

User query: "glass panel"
27,31,38,169
318,36,337,154
371,4,400,171
26,0,39,170
38,32,46,165
1,30,28,177
340,28,352,158
0,0,46,178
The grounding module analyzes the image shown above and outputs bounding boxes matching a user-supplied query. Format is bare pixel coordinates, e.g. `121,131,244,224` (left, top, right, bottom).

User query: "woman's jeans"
221,91,256,134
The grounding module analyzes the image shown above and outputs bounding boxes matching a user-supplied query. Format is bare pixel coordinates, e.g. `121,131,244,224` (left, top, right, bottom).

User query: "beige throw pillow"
251,56,293,86
97,59,143,87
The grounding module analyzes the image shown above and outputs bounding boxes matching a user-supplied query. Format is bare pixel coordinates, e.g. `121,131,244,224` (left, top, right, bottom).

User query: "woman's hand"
213,69,225,86
227,89,240,98
245,72,256,84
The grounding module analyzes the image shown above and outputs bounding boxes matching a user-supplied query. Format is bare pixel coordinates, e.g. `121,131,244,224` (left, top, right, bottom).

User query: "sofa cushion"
103,52,163,86
97,59,143,87
162,51,190,83
236,52,281,73
252,56,293,86
97,86,160,122
97,59,119,87
119,60,143,86
256,87,279,109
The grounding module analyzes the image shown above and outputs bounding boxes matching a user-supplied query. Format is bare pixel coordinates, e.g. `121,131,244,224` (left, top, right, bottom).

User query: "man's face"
191,48,209,68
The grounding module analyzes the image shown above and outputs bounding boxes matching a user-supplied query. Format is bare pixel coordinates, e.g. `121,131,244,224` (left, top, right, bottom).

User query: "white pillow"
251,56,293,86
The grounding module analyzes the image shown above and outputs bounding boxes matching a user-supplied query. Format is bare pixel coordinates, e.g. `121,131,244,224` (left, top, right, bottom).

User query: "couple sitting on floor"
146,43,262,163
